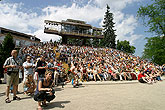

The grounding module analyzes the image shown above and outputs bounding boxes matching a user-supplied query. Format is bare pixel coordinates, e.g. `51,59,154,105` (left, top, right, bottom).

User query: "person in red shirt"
138,71,148,83
138,71,151,83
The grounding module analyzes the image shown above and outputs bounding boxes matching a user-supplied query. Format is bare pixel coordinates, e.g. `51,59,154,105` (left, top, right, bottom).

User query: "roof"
0,27,40,41
45,20,92,28
66,19,86,24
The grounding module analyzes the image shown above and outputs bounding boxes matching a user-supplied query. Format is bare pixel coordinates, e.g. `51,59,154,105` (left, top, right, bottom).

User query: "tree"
0,33,15,78
92,38,100,47
85,39,92,46
142,36,165,65
117,40,136,54
102,5,116,48
68,38,81,45
137,0,165,35
137,0,165,65
1,33,15,57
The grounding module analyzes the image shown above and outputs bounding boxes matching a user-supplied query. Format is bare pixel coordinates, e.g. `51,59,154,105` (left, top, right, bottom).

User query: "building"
44,19,104,44
0,27,40,48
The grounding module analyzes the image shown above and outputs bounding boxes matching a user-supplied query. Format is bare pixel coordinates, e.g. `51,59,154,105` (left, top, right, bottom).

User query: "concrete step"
66,76,165,86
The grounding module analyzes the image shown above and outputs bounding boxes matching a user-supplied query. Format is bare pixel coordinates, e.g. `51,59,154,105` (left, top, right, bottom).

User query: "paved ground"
0,78,165,110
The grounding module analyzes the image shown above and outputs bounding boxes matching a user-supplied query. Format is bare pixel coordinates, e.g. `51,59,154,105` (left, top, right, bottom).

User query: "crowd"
57,44,164,84
3,42,165,109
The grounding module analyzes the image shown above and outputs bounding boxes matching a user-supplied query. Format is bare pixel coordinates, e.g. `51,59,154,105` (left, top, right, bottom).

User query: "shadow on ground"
20,96,33,100
68,85,85,89
44,101,71,109
0,92,5,97
55,87,64,91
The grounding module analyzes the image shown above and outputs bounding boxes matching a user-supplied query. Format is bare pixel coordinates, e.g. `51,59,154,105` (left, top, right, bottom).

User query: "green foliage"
117,40,136,54
142,36,165,65
67,38,93,46
137,0,165,35
68,38,81,45
92,38,100,47
1,33,15,57
0,33,15,77
102,5,116,48
85,39,92,46
137,0,165,65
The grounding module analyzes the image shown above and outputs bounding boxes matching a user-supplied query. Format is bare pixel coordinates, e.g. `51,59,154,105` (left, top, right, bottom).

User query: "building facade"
0,27,40,48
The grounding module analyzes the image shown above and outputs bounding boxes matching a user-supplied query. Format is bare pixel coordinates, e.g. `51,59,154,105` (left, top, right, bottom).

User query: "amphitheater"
0,19,164,110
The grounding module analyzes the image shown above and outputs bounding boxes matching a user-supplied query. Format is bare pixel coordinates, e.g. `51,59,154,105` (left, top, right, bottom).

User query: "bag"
6,58,19,75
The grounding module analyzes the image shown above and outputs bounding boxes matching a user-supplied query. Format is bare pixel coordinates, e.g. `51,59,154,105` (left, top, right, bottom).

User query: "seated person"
34,71,55,110
81,66,89,81
138,71,152,84
98,66,104,81
24,74,36,95
87,67,93,81
155,70,163,81
92,64,101,82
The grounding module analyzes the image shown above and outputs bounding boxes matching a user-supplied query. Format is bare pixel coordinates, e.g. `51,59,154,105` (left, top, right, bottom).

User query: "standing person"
23,55,35,82
36,56,47,79
3,50,21,103
34,71,55,110
70,63,79,87
47,59,55,80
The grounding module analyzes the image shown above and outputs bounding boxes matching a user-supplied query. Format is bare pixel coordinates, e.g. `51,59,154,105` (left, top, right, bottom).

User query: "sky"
0,0,154,57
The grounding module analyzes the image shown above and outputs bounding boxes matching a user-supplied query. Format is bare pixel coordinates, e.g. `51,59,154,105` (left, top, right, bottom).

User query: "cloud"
115,14,140,43
93,0,140,10
0,2,39,33
33,29,61,42
0,0,143,44
42,3,104,23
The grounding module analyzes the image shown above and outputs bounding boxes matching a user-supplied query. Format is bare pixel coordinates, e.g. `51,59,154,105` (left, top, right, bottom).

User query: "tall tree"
142,36,165,65
137,0,165,65
137,0,165,35
1,33,15,57
0,33,15,78
117,40,136,54
102,5,116,48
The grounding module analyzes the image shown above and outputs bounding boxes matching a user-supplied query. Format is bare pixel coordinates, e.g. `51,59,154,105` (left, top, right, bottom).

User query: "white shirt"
23,61,34,75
